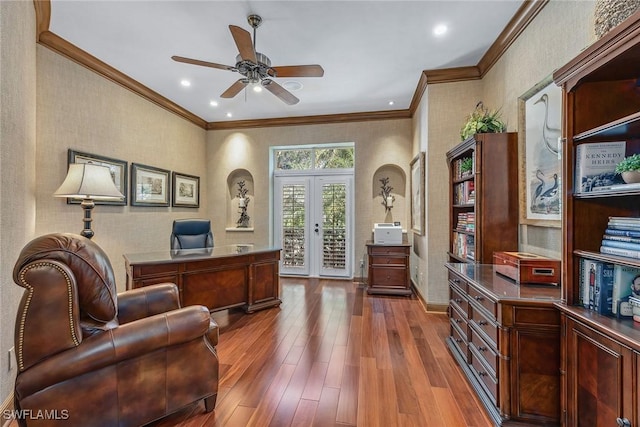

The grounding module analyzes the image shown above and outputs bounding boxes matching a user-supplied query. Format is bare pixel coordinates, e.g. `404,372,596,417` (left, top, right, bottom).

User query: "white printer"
373,223,403,244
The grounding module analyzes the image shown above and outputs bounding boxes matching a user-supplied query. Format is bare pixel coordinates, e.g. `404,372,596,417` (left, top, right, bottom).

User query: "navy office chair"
170,219,214,250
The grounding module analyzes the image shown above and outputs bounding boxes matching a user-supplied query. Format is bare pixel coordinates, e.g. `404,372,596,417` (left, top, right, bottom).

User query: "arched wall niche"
372,164,407,227
226,169,254,230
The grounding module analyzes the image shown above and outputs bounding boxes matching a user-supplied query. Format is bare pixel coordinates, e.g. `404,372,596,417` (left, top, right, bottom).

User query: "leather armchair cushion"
117,283,181,324
13,233,117,323
15,305,213,399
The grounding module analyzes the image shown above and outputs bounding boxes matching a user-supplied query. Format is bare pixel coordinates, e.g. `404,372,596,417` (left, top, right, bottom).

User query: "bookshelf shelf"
553,11,640,427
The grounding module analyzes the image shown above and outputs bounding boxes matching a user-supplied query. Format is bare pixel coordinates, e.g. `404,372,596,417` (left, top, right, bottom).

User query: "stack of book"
600,217,640,259
455,212,475,232
452,232,474,261
453,181,475,205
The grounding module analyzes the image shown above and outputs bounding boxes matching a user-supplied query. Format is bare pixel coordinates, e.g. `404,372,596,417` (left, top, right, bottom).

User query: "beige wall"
207,120,413,269
35,46,208,285
0,0,37,402
411,0,598,305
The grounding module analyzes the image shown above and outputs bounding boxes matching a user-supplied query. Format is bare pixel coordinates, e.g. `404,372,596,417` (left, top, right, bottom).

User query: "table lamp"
53,163,124,239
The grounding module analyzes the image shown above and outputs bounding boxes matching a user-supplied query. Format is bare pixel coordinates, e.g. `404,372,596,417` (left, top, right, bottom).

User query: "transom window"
275,146,354,171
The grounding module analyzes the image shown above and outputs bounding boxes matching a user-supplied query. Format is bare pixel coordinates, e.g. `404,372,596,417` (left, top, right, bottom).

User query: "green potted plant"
460,101,506,141
460,157,473,176
615,153,640,184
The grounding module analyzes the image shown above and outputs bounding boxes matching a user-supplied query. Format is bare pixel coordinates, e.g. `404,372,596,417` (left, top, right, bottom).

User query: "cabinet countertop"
446,263,562,302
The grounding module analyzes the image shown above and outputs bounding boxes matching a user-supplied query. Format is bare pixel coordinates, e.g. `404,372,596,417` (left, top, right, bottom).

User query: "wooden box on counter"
493,251,560,285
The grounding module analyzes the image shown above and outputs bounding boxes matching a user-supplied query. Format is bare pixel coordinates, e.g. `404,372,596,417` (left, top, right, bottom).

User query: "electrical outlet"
360,260,364,268
8,346,15,371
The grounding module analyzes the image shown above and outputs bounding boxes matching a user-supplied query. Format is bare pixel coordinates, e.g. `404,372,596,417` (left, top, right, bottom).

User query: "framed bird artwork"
518,76,563,227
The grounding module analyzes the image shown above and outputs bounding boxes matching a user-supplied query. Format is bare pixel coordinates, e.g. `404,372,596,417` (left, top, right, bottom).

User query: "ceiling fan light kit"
172,14,324,106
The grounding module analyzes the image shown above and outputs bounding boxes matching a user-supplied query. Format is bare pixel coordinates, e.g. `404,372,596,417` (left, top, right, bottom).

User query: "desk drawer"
469,328,498,377
369,246,408,256
450,304,468,335
370,256,407,266
450,319,468,363
448,271,468,293
470,304,498,347
450,285,468,315
370,267,407,287
470,346,498,405
468,286,497,319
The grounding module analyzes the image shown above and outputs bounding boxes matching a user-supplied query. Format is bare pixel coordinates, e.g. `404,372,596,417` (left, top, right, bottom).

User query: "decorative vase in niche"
622,171,640,184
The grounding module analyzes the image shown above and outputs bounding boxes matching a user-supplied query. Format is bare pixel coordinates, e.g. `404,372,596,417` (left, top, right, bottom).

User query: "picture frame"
172,172,200,208
131,163,171,207
518,75,562,227
410,152,425,235
67,149,127,205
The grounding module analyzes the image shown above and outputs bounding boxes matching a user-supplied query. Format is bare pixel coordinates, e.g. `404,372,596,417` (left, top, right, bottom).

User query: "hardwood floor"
151,277,492,427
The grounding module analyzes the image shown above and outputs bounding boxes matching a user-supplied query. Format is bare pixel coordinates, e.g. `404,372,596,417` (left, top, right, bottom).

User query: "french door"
274,174,353,278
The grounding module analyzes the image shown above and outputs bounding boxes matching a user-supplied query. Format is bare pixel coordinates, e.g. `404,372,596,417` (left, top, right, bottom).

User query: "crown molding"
35,0,547,129
207,109,411,131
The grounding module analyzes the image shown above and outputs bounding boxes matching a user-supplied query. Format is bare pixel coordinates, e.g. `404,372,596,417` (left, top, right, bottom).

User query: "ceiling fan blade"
271,65,325,78
262,79,299,105
171,55,235,71
221,79,249,98
229,25,257,63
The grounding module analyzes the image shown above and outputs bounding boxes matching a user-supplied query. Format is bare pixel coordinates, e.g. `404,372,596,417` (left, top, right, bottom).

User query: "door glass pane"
315,147,354,169
322,183,346,270
281,184,306,268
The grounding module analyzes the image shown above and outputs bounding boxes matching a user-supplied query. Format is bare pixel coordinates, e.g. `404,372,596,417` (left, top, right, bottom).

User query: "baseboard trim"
411,281,448,313
1,391,14,427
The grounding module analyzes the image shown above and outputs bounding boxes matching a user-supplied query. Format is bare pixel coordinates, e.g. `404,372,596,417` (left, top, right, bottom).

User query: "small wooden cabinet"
366,240,411,295
446,263,562,426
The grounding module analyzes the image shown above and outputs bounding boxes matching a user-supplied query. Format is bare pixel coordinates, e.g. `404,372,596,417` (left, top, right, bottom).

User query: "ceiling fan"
172,14,324,105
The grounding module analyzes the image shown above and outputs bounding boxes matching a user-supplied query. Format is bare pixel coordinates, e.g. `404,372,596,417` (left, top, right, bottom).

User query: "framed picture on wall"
410,152,425,235
131,163,171,207
518,76,562,227
67,149,128,205
172,172,199,208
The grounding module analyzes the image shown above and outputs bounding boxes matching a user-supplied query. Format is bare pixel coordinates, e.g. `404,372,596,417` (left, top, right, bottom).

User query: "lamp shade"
54,163,124,200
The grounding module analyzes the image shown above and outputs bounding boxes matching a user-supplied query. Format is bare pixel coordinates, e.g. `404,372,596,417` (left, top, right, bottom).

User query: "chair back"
171,219,214,250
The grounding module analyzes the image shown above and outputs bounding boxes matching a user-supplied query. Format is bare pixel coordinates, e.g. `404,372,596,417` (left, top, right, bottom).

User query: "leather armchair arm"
15,305,214,399
117,283,180,324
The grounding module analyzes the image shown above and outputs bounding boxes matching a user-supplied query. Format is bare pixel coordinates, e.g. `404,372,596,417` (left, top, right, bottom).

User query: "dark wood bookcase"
553,11,640,427
446,133,519,264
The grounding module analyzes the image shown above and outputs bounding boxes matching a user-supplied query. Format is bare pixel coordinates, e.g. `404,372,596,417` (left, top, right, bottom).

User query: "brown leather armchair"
11,233,219,427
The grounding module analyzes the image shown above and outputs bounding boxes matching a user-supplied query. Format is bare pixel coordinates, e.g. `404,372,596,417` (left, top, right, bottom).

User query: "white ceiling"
49,0,525,124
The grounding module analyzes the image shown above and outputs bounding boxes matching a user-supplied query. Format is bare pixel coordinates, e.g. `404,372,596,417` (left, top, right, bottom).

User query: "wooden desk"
124,245,281,313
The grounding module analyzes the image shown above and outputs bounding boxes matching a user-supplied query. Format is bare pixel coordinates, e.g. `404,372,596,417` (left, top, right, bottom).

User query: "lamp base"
80,198,95,239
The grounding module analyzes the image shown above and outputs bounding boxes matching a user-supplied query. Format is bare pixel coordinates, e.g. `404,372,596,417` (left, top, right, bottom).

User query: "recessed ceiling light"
388,101,395,106
180,79,191,87
433,24,448,37
210,100,218,107
226,112,233,118
282,81,303,91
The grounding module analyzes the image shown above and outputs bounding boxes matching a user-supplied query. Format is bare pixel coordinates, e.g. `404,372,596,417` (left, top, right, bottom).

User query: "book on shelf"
603,234,640,244
580,259,615,314
601,239,640,251
600,245,640,259
604,227,640,238
574,141,626,193
578,258,591,308
612,264,640,318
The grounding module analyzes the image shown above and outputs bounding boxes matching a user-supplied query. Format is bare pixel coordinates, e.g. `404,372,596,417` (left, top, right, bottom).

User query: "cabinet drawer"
469,328,498,377
370,256,407,266
448,271,468,293
450,303,468,333
468,286,497,319
470,304,498,347
370,267,407,287
369,246,408,256
450,319,468,363
470,346,498,405
450,285,468,315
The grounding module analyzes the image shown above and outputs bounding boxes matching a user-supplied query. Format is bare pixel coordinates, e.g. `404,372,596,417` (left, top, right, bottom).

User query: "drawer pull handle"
454,298,463,303
477,346,487,352
474,296,484,301
478,371,487,377
454,338,462,343
452,279,460,283
616,418,631,427
454,319,462,323
478,320,488,326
